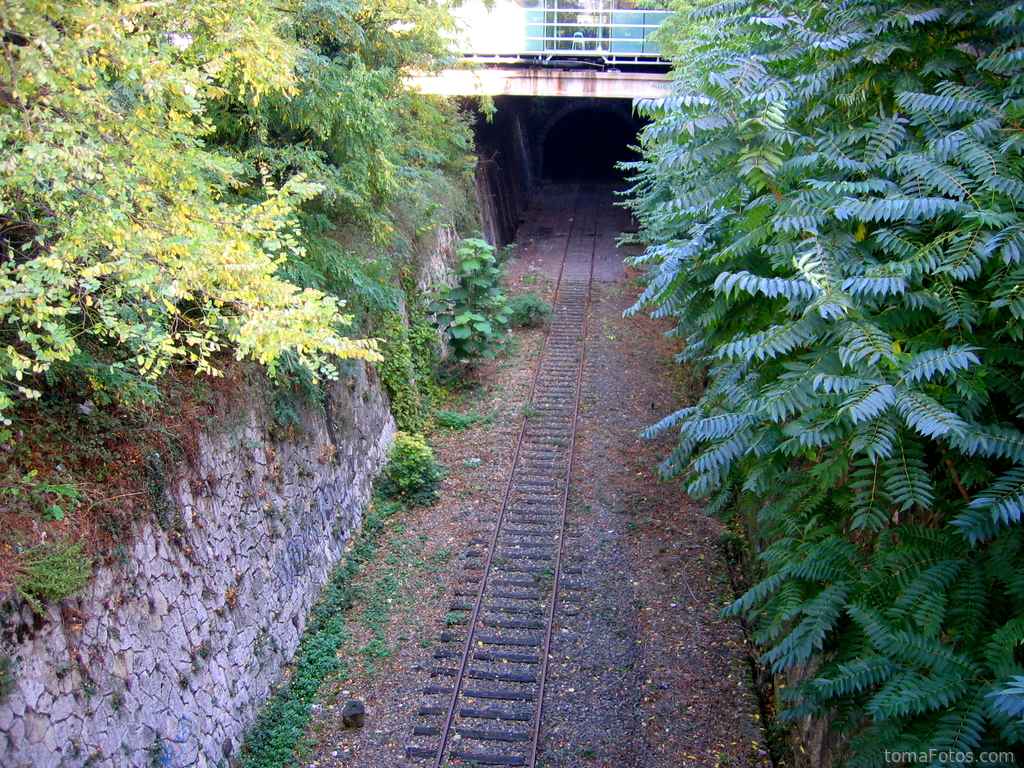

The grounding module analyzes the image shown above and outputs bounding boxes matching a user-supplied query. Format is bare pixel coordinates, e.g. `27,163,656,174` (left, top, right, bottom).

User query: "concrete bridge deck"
405,68,670,99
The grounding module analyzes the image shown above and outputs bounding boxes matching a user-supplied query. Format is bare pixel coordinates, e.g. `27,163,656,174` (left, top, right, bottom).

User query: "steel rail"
526,188,597,768
425,184,592,768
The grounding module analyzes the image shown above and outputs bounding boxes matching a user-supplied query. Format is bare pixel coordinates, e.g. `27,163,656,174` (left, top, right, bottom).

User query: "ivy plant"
428,238,511,364
629,0,1024,764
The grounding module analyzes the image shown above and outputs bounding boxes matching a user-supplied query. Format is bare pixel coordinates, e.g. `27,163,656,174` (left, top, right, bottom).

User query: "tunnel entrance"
469,96,644,245
541,106,639,182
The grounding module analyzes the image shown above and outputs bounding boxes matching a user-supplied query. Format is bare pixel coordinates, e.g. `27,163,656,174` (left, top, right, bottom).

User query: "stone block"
0,699,14,731
164,618,190,654
151,589,169,618
109,654,127,680
18,678,44,710
35,691,52,716
50,693,74,724
57,672,75,697
42,724,59,757
159,577,182,606
23,709,48,744
26,740,59,768
58,713,83,746
5,714,25,750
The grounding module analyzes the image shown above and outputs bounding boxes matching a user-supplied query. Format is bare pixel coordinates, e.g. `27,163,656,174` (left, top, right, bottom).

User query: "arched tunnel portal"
536,99,642,182
471,96,645,245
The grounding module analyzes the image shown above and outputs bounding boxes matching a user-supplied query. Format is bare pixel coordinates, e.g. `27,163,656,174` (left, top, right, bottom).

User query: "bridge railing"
523,9,668,55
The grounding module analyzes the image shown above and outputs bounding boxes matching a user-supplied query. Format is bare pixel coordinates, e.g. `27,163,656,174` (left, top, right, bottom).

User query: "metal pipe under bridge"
405,0,672,100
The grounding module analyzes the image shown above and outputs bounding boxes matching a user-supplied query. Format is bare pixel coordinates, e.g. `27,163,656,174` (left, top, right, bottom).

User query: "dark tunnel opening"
468,96,647,245
542,107,640,182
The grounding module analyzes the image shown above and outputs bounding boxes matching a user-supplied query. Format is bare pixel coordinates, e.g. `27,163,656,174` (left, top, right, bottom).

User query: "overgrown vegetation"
506,292,552,329
429,238,512,365
375,432,445,508
0,0,476,423
0,0,478,602
0,369,209,602
0,1,383,423
11,542,92,615
376,309,430,433
239,494,398,768
630,1,1024,764
241,423,453,767
434,409,482,431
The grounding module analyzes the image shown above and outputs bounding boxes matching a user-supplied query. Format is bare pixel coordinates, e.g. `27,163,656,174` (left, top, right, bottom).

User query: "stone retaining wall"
0,363,395,768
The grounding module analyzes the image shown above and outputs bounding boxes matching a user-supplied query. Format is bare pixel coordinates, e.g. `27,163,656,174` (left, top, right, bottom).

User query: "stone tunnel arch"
536,98,642,182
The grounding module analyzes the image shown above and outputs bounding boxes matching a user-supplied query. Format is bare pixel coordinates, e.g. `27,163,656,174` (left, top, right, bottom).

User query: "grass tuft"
12,541,92,614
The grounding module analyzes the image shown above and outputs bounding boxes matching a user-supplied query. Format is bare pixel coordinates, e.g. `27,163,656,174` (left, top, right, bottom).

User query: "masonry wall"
474,99,533,248
0,363,395,768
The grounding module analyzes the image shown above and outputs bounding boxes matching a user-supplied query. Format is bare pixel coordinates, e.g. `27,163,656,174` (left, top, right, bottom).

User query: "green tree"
201,0,476,428
235,0,476,434
630,1,1024,763
217,0,470,238
0,1,384,420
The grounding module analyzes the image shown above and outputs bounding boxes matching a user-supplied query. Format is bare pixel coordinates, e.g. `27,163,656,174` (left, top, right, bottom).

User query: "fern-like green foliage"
630,1,1024,763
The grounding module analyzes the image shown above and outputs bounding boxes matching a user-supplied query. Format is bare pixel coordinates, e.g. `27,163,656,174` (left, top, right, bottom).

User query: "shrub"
428,238,511,364
629,0,1024,762
506,293,551,329
375,432,444,507
433,409,480,431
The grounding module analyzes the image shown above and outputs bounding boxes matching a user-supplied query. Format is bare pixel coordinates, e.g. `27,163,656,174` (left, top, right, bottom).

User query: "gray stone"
0,363,396,768
159,577,182,606
152,589,169,618
50,693,74,724
342,699,365,728
57,672,75,697
209,662,228,692
26,741,58,768
23,710,48,744
5,715,24,750
34,691,52,715
165,620,189,653
0,698,14,731
59,713,83,743
18,678,44,710
41,725,58,758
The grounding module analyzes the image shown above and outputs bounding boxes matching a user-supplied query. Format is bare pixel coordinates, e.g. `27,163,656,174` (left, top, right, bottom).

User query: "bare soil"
303,184,770,768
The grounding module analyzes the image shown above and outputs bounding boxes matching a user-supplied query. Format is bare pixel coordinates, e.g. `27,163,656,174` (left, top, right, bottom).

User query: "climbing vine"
376,308,428,434
404,278,444,413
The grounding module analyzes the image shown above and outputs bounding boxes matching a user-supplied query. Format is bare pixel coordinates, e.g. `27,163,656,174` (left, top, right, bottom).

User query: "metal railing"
523,9,668,55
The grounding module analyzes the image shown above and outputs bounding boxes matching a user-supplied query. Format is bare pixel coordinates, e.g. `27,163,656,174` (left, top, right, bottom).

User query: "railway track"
405,185,601,767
